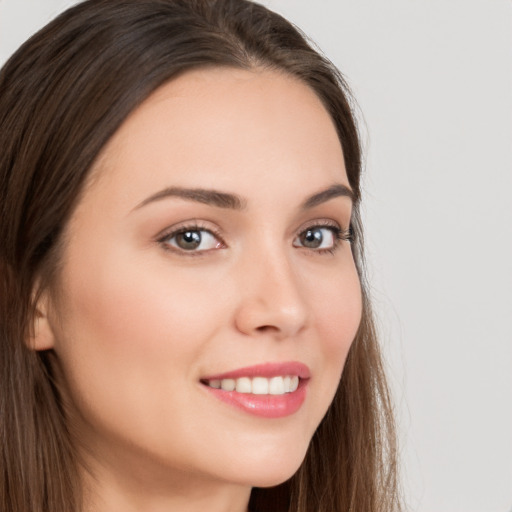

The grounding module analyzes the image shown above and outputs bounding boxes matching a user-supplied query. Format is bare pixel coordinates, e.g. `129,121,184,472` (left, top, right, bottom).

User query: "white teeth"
269,376,285,395
235,377,252,393
252,377,269,395
206,375,300,395
220,379,235,391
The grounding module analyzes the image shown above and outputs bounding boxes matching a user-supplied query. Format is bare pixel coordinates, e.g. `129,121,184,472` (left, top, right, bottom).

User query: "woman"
0,1,400,511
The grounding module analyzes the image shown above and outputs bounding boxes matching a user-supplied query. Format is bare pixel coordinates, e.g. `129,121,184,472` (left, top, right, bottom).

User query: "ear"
27,291,56,351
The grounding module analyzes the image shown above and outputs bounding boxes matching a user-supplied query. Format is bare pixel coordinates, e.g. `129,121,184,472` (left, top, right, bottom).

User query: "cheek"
57,252,221,364
305,261,362,407
312,261,362,352
50,250,228,438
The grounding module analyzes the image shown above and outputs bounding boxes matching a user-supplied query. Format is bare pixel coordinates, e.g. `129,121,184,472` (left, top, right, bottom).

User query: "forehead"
87,67,347,207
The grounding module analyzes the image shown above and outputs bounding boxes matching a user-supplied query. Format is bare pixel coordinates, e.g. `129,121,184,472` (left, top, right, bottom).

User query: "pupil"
177,230,201,250
302,229,322,248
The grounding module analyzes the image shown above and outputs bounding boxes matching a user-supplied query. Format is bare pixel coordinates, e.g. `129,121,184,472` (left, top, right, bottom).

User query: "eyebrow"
133,187,246,211
133,183,354,212
300,184,355,209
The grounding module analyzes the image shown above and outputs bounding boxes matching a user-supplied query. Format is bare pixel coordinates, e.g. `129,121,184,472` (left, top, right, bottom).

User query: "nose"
233,252,309,340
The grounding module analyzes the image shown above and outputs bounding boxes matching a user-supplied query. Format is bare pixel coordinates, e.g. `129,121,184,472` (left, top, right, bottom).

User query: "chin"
221,439,309,489
249,466,301,489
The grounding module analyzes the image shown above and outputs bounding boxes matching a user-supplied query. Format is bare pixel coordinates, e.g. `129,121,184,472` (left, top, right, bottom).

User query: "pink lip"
201,361,310,419
202,361,310,381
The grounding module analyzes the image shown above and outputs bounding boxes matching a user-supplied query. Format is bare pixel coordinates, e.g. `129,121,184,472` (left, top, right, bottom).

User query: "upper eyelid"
295,218,343,233
156,221,223,241
156,219,343,239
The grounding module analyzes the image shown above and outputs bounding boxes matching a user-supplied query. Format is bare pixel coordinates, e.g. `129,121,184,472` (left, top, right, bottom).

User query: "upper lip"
201,361,311,381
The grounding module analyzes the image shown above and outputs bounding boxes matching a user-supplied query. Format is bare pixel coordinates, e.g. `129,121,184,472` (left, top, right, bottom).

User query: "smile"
200,362,309,418
203,375,300,395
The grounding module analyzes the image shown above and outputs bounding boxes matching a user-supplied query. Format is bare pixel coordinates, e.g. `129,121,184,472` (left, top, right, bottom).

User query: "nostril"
255,325,280,333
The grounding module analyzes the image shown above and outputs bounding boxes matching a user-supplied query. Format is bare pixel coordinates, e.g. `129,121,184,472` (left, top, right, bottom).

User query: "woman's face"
43,68,362,494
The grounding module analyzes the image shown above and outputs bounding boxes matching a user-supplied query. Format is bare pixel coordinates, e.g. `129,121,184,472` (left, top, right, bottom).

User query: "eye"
160,227,224,253
293,224,351,253
294,226,337,250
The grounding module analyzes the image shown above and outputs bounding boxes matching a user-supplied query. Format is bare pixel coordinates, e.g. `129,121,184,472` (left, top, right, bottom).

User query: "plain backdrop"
1,1,511,511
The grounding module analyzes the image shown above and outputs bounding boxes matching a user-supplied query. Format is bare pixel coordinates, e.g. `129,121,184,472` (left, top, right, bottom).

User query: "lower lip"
202,380,308,418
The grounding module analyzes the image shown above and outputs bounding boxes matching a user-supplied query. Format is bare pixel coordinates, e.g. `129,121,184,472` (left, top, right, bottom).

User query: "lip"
200,361,310,419
201,361,311,381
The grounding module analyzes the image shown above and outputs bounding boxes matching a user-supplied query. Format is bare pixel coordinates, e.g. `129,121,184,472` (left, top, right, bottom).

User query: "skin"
35,67,362,512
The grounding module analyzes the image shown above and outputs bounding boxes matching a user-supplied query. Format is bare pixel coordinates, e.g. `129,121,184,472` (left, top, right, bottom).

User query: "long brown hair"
0,1,401,510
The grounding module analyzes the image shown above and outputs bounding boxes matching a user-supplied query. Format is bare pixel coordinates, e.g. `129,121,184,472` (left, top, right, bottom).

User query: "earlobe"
28,294,56,351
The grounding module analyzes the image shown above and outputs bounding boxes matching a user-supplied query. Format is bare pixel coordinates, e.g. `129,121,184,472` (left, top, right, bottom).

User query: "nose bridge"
234,239,309,338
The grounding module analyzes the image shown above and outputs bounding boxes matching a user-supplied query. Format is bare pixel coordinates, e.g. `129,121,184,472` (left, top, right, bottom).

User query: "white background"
1,1,511,511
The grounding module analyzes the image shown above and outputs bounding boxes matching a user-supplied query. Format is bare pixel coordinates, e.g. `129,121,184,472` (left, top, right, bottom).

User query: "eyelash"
157,221,225,256
157,221,353,256
295,222,353,255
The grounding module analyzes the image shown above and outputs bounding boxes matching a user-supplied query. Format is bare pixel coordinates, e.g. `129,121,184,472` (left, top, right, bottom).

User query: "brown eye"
300,229,324,248
293,227,338,250
176,230,202,250
163,228,222,252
